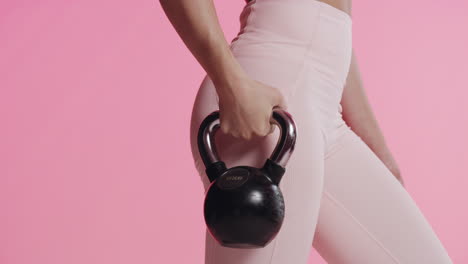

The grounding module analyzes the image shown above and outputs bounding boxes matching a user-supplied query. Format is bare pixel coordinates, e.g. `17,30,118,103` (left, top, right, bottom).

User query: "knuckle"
231,131,240,138
241,130,251,141
221,123,230,134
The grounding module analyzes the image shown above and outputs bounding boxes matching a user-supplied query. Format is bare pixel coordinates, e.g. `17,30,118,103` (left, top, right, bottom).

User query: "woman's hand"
217,77,288,141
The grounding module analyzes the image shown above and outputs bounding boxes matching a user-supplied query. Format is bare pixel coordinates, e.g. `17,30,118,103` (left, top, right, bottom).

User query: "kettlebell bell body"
197,108,297,249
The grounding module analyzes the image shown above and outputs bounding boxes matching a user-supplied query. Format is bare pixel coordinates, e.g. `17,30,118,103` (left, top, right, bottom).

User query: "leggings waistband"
235,0,352,46
244,0,351,25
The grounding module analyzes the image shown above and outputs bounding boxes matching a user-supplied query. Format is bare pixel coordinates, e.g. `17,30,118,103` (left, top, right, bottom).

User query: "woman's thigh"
312,127,453,264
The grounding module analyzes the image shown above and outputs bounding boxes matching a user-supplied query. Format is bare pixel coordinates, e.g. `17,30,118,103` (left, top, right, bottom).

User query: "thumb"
275,92,288,111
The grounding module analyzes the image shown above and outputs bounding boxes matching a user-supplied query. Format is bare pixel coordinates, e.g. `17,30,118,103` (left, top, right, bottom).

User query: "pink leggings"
189,0,453,263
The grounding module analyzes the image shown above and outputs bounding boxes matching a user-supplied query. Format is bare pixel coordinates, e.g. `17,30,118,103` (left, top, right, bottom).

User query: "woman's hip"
189,0,354,169
230,0,353,88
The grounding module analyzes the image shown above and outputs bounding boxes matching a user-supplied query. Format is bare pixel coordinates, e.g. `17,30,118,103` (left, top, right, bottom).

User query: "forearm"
341,49,392,160
159,0,248,96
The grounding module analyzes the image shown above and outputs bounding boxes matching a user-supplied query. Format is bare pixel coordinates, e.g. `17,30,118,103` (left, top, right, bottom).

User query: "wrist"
211,64,248,84
211,70,250,98
208,44,249,91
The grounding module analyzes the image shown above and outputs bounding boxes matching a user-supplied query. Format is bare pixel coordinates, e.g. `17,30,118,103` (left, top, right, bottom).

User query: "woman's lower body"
189,0,453,263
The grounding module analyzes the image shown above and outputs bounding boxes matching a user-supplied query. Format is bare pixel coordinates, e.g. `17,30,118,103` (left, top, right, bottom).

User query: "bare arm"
341,49,404,186
158,0,248,96
159,0,287,140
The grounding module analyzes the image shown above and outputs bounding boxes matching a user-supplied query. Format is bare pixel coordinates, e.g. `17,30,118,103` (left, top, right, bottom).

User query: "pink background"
1,0,467,263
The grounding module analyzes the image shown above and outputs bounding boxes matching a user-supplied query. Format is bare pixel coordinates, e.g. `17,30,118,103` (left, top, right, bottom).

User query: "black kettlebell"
197,107,297,249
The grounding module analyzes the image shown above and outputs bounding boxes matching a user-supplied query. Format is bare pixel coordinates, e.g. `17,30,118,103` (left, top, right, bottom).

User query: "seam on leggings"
288,3,321,102
268,236,279,264
287,3,328,150
322,189,402,264
324,126,360,160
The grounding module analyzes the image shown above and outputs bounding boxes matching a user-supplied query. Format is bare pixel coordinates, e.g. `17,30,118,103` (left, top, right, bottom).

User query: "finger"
268,124,275,134
277,94,288,110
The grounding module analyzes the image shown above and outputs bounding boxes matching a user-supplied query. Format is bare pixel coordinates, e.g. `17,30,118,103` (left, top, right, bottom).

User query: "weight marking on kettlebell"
217,168,250,189
217,174,249,189
226,176,243,181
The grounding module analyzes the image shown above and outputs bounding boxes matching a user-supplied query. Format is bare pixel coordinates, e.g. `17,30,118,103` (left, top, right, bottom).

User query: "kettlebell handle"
197,107,297,182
